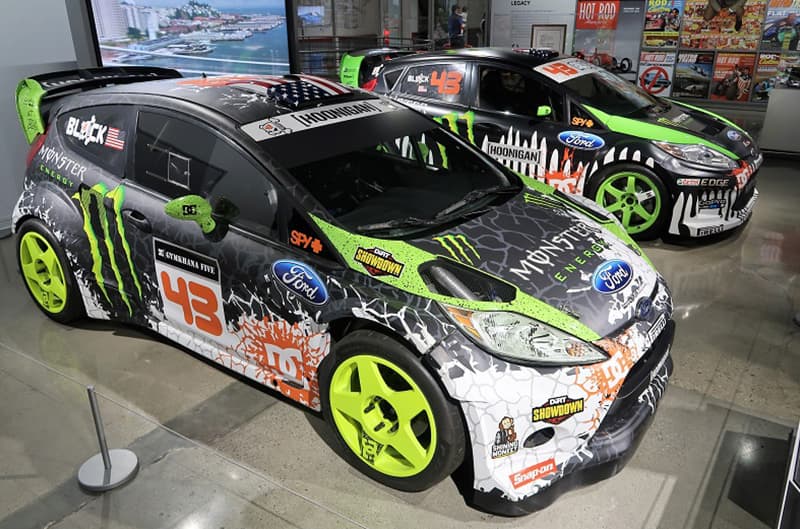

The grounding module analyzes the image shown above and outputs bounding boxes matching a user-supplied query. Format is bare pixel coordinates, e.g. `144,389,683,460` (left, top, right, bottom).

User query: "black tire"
585,163,671,241
620,57,632,73
319,329,466,491
16,218,85,324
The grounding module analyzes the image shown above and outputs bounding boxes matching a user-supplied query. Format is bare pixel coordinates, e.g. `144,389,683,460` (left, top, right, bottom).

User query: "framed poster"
710,52,757,102
761,0,800,52
88,0,291,76
752,52,800,101
531,24,567,53
680,0,768,50
673,51,715,98
637,51,676,95
642,0,684,48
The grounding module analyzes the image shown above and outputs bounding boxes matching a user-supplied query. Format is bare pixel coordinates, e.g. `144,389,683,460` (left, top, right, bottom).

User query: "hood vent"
420,259,516,303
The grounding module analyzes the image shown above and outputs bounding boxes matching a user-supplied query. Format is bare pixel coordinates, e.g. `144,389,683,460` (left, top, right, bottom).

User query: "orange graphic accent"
731,161,752,190
510,458,557,489
290,229,324,254
575,330,637,431
542,62,580,77
177,75,265,87
233,316,329,406
161,270,223,336
544,148,585,194
430,70,463,94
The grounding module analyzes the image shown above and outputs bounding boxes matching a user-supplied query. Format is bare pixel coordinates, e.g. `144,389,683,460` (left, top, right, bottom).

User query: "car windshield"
286,125,517,236
564,69,661,116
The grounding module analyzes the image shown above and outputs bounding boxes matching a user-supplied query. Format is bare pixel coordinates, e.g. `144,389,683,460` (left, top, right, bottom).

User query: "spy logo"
433,234,479,265
182,205,197,216
360,431,383,463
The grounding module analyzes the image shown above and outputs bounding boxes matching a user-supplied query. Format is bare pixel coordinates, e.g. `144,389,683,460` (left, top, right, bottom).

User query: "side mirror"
537,105,553,118
164,195,216,234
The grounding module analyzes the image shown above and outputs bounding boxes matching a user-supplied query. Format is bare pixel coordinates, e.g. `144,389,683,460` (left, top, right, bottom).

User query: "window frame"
390,60,473,107
473,62,567,123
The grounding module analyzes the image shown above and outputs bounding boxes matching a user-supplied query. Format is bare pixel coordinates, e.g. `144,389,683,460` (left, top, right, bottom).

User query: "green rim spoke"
633,203,654,221
621,207,632,228
390,424,428,468
626,175,638,194
389,389,427,422
330,387,364,420
604,201,624,213
601,185,623,199
41,248,61,277
22,237,44,261
20,261,42,284
355,357,389,396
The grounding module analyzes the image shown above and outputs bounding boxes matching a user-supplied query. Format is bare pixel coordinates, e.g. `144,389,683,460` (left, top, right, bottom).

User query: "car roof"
82,73,377,125
385,47,562,68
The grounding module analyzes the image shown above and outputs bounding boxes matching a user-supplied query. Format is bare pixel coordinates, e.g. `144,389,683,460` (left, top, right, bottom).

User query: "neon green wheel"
19,231,68,314
595,170,664,237
329,354,437,477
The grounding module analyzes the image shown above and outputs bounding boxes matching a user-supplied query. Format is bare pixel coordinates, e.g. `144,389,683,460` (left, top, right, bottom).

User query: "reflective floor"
1,157,798,529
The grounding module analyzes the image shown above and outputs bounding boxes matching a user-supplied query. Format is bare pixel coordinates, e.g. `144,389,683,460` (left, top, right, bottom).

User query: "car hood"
637,101,757,159
408,190,660,338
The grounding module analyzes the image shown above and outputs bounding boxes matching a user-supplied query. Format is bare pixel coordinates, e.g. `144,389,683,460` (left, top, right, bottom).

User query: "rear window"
395,63,468,104
59,105,133,175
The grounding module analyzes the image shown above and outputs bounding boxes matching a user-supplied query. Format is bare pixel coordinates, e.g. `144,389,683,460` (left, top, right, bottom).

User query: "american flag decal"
105,127,125,151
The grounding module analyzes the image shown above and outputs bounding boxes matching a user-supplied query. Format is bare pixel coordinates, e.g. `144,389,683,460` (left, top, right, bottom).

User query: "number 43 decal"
161,271,222,336
430,70,463,95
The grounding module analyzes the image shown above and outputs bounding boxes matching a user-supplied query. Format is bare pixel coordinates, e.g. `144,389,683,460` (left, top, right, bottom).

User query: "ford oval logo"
272,260,328,305
592,260,633,294
557,130,605,150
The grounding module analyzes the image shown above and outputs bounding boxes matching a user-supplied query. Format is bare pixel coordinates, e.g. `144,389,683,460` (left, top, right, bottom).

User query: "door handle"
123,209,151,233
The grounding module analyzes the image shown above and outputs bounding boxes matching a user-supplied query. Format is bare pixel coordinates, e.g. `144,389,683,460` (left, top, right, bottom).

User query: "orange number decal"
189,282,222,336
543,62,579,77
430,70,463,95
161,270,223,336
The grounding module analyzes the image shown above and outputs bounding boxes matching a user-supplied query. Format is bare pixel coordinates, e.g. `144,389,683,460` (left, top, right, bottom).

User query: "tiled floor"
0,157,797,529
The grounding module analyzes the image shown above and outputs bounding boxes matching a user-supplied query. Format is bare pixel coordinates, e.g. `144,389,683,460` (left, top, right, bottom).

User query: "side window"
134,111,279,237
478,66,564,121
569,102,599,129
60,106,132,175
383,68,403,90
395,63,467,104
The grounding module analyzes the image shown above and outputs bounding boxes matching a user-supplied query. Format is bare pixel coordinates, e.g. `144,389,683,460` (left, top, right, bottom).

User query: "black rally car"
342,48,761,239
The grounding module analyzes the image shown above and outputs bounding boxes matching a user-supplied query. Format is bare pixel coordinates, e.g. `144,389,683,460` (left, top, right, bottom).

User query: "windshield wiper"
355,216,440,234
434,185,518,219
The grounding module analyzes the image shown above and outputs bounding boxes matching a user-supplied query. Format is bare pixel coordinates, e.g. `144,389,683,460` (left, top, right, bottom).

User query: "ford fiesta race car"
341,48,762,239
14,67,674,516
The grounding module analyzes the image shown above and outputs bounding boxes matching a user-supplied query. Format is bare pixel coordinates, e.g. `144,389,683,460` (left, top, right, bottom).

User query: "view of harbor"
93,0,290,75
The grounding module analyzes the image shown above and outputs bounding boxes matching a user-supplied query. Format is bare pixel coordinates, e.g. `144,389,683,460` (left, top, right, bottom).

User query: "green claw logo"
72,183,142,316
523,192,565,209
433,234,480,265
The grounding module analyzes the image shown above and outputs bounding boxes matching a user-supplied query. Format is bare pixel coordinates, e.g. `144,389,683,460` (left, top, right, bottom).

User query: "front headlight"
654,141,737,170
444,306,608,366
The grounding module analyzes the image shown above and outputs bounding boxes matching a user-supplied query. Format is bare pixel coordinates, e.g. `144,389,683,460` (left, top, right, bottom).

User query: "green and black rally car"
341,48,762,239
14,67,673,515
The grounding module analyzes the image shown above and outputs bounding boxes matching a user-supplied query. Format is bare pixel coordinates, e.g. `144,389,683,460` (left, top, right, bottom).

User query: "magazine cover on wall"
680,0,768,50
637,51,676,94
761,0,800,51
673,51,716,97
643,0,684,47
573,0,646,81
752,52,800,100
90,0,290,76
710,52,756,101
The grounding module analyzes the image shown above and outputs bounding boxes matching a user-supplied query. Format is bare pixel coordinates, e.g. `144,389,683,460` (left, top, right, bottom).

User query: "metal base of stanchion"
78,449,139,492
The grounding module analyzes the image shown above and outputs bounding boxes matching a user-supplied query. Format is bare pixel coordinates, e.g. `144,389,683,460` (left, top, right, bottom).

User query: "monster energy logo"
72,183,142,316
433,234,480,265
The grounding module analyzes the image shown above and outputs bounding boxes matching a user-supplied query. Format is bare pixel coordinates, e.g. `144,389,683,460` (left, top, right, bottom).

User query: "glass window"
60,106,132,175
396,63,468,104
563,70,659,116
286,125,518,238
383,68,403,90
134,111,278,237
478,66,563,120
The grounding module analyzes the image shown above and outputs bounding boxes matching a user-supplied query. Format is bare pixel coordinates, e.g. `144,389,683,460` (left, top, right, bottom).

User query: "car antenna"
202,72,207,79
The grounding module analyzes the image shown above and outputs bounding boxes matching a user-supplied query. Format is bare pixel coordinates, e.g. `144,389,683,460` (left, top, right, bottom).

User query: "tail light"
26,131,47,169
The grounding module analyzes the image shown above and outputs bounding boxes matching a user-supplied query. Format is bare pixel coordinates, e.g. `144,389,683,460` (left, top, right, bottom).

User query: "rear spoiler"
15,66,182,143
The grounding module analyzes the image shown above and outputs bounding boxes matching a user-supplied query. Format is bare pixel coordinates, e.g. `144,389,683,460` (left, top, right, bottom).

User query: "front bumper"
427,280,675,516
470,321,674,516
667,153,761,238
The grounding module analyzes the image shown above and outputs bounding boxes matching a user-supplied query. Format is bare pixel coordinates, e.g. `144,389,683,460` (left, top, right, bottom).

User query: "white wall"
490,0,575,53
0,0,78,236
